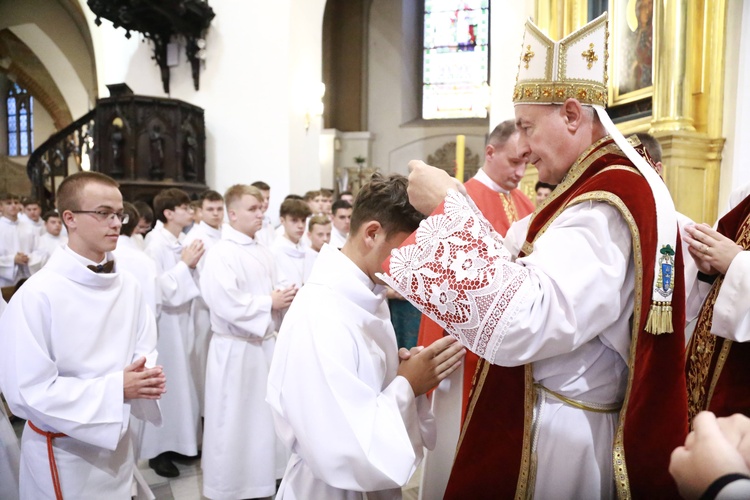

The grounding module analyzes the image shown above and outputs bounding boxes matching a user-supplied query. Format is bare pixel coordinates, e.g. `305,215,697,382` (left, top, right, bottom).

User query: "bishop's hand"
407,160,465,215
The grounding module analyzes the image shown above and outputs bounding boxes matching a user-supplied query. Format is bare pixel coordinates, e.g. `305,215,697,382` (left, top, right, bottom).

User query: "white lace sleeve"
379,190,535,361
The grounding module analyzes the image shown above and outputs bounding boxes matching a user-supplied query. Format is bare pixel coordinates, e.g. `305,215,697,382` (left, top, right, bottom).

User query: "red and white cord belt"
28,420,66,500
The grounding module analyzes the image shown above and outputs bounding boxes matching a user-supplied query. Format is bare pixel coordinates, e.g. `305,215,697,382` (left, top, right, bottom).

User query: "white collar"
63,244,108,267
223,224,257,246
474,168,509,194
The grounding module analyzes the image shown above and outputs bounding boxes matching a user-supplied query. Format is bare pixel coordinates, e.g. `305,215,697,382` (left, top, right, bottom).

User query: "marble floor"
11,417,420,500
136,458,421,500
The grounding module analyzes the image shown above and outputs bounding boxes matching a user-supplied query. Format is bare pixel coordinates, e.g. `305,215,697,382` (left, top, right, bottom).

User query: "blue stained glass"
20,108,27,133
7,85,34,156
8,133,17,156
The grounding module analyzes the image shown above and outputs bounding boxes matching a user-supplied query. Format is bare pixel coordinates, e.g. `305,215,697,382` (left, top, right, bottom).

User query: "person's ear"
655,161,663,175
62,210,76,230
362,220,382,248
562,98,584,132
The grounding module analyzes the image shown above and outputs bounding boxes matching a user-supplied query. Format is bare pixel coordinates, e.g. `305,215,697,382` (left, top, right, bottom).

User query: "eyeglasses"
71,210,129,224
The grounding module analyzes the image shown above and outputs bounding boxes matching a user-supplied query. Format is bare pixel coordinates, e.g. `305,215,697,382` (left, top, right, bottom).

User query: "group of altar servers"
0,174,394,500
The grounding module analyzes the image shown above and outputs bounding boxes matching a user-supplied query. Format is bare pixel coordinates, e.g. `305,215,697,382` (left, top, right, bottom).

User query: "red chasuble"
686,194,750,421
416,179,534,421
384,137,688,499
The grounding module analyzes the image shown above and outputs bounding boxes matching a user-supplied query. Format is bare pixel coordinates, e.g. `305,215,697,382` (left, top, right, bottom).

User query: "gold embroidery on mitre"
522,45,535,69
582,43,598,69
513,13,608,107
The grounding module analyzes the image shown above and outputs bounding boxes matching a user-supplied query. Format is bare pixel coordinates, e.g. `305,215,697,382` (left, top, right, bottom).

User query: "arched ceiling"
0,29,73,129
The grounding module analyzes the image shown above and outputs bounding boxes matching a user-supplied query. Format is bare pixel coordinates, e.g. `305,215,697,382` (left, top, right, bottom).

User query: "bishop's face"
515,104,577,184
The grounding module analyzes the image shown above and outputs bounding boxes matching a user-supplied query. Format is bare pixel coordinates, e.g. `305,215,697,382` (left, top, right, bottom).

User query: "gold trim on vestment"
525,136,625,248
456,359,490,457
707,339,733,411
501,193,519,224
534,384,622,413
518,365,535,500
513,142,640,499
687,210,750,420
686,278,724,421
566,186,646,500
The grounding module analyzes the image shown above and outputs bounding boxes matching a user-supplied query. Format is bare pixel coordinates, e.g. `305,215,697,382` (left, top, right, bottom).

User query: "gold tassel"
645,302,674,335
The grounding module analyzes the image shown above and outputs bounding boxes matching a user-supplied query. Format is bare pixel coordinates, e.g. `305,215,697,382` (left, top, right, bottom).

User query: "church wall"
32,100,55,151
76,0,326,222
366,0,534,179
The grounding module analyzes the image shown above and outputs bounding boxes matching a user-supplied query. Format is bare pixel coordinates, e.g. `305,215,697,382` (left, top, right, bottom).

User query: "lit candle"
455,134,465,182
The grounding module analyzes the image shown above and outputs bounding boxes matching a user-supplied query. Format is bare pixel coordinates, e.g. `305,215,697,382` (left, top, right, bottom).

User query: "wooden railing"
26,109,95,212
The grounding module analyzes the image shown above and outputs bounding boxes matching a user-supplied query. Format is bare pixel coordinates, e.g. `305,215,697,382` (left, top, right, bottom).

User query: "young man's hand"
181,240,205,268
123,357,166,400
397,335,465,397
271,285,297,310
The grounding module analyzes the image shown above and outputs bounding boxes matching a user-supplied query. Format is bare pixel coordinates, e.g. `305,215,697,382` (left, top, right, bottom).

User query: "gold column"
535,0,588,40
650,0,728,224
651,0,694,132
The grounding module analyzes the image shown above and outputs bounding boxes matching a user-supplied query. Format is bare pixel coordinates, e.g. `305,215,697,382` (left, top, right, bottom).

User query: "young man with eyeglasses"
0,171,165,498
139,188,205,478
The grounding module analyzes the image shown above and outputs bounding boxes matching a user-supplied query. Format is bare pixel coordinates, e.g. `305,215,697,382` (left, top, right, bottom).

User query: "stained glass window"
423,0,489,120
7,83,33,156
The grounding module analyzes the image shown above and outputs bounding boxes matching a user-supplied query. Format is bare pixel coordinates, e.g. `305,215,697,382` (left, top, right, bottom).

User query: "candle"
455,134,465,182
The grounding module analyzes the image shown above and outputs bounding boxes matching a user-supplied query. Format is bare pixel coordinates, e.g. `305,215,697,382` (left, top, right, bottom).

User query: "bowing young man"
0,171,164,498
267,173,466,499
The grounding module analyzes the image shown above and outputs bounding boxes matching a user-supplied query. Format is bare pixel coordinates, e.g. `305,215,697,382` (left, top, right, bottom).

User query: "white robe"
139,227,202,459
199,225,284,499
382,191,635,500
0,296,21,500
255,217,276,248
113,235,158,318
267,244,436,500
329,227,347,249
142,220,163,249
271,236,317,288
36,233,68,267
182,221,222,416
17,215,44,236
0,217,43,287
0,247,160,499
711,251,750,340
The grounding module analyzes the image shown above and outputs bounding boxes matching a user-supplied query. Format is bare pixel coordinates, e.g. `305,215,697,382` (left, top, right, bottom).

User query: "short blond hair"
308,214,331,231
224,184,263,208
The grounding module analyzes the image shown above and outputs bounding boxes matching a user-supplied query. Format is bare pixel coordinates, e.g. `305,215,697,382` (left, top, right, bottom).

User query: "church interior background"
0,0,748,226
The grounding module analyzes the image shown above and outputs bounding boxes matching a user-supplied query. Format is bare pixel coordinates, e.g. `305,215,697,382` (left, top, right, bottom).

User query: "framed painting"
608,0,654,106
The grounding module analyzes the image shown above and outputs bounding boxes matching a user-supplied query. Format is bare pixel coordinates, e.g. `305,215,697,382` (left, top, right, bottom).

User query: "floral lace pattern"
380,190,533,361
